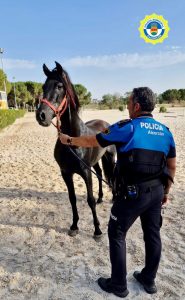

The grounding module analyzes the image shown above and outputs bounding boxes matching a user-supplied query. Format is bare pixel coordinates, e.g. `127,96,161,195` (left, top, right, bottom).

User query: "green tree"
100,93,127,109
101,94,113,105
112,93,126,109
0,69,12,94
112,93,121,106
10,82,32,107
157,94,164,104
74,84,91,105
8,81,43,108
178,89,185,102
122,92,131,106
161,89,180,104
25,81,43,104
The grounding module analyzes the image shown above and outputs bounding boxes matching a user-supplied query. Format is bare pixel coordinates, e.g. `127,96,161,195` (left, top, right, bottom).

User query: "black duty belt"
135,178,162,189
116,178,163,198
121,178,163,200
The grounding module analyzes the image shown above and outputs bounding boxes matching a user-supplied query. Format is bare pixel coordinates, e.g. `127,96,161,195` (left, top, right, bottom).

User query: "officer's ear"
134,102,141,112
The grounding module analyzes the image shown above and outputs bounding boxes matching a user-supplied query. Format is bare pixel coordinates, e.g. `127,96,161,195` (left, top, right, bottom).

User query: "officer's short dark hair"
132,87,156,112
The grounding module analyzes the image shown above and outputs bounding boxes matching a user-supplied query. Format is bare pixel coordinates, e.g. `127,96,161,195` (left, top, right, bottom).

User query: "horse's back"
85,119,109,133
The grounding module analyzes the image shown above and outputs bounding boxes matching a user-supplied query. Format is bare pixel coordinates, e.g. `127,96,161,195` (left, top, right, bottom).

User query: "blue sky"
1,0,185,98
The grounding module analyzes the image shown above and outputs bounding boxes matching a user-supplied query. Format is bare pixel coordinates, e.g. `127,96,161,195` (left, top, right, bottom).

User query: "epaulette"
117,119,131,128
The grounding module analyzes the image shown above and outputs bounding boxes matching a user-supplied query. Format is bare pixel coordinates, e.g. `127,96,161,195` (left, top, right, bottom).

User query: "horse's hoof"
93,233,103,241
97,198,103,204
93,228,102,240
68,229,79,237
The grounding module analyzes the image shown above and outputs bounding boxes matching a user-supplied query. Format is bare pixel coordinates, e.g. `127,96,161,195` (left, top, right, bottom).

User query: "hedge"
159,106,167,113
0,109,26,130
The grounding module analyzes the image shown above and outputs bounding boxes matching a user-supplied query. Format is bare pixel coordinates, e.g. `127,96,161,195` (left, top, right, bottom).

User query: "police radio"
126,185,138,200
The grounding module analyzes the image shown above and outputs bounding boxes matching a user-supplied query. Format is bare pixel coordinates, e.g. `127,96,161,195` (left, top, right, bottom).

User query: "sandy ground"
0,107,185,300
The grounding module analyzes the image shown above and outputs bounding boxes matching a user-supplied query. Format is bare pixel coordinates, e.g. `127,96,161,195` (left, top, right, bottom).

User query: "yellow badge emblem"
138,14,170,45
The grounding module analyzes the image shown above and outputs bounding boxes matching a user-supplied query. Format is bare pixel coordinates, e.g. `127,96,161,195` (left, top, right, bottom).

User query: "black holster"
115,177,139,200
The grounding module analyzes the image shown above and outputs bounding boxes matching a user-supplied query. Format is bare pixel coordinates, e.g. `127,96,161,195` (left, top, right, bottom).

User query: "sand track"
0,109,184,299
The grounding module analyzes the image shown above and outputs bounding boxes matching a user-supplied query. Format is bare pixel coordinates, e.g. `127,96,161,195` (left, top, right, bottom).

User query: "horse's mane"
51,68,80,112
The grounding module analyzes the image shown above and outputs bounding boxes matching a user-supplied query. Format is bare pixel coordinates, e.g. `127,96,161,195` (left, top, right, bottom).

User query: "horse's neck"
60,107,83,136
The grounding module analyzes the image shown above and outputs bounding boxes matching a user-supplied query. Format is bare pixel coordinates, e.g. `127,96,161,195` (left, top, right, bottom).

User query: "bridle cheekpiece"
40,73,76,132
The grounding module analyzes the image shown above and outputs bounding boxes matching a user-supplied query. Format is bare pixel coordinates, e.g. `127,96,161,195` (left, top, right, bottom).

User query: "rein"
68,147,112,188
40,92,111,188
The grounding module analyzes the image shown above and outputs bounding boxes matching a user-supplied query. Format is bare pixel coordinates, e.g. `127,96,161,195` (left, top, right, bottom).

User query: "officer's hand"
161,194,169,206
59,133,71,145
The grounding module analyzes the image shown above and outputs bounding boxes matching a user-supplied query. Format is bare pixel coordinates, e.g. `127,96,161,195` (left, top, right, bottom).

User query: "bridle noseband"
40,82,76,132
41,94,68,131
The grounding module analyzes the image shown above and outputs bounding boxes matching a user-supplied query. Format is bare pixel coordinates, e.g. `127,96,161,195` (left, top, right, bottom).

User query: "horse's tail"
101,145,116,188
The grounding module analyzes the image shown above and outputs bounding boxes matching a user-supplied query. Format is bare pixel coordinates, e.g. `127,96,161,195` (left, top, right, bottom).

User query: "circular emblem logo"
139,14,170,44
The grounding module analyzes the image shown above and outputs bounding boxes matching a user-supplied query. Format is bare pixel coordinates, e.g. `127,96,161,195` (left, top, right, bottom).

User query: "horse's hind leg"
102,147,117,202
93,163,103,204
81,169,102,237
62,171,79,236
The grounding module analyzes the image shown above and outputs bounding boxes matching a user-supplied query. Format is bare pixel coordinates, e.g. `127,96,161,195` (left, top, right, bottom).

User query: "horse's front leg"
62,171,79,236
81,169,102,238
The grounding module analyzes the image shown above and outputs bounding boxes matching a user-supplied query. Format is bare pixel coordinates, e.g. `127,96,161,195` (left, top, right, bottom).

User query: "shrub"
98,104,110,110
118,105,124,111
0,109,26,130
159,106,167,113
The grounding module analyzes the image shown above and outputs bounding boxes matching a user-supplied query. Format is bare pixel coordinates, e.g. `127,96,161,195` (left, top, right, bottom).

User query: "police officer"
59,87,176,298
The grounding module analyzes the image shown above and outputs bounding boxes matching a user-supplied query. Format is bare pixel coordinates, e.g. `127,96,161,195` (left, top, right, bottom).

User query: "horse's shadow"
0,187,68,202
0,187,84,233
0,187,107,298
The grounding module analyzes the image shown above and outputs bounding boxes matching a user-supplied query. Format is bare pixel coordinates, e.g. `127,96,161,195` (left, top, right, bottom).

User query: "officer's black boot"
97,277,129,298
133,271,157,294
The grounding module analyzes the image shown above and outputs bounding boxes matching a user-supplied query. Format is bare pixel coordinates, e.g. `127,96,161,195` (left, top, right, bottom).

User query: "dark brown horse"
36,62,116,237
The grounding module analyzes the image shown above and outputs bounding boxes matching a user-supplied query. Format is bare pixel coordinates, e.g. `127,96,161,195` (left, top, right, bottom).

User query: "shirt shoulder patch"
101,127,111,135
117,119,131,128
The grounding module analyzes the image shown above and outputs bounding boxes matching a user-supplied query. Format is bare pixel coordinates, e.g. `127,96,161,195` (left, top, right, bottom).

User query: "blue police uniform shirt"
96,115,176,159
96,115,176,184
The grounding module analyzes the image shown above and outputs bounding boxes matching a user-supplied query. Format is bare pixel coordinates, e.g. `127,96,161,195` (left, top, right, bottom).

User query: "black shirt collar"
137,113,153,118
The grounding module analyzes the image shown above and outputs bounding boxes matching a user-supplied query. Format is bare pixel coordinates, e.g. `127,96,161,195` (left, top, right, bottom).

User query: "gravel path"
0,110,184,300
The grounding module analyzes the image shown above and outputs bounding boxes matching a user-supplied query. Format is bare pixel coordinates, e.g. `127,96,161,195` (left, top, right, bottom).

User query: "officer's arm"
59,133,100,147
164,157,176,194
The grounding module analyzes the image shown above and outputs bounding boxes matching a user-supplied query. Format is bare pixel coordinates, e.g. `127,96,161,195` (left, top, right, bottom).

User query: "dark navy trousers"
108,184,164,289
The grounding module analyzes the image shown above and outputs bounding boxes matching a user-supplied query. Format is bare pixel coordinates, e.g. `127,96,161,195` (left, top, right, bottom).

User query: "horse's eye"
57,84,63,90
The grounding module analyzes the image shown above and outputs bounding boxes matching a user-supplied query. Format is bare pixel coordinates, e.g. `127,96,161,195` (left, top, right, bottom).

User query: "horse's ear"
55,61,64,75
43,64,51,77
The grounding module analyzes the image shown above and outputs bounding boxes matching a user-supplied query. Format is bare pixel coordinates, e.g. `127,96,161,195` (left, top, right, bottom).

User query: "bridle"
40,79,76,132
41,94,68,132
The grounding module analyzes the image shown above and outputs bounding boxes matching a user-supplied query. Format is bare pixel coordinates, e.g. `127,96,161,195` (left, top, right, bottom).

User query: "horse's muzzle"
36,109,51,127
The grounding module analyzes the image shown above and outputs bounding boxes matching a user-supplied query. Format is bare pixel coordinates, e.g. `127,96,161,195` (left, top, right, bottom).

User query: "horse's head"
36,61,77,127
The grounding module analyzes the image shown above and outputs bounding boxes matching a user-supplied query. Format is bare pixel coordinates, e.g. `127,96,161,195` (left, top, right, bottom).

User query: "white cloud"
3,59,36,69
65,50,185,69
166,45,182,50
